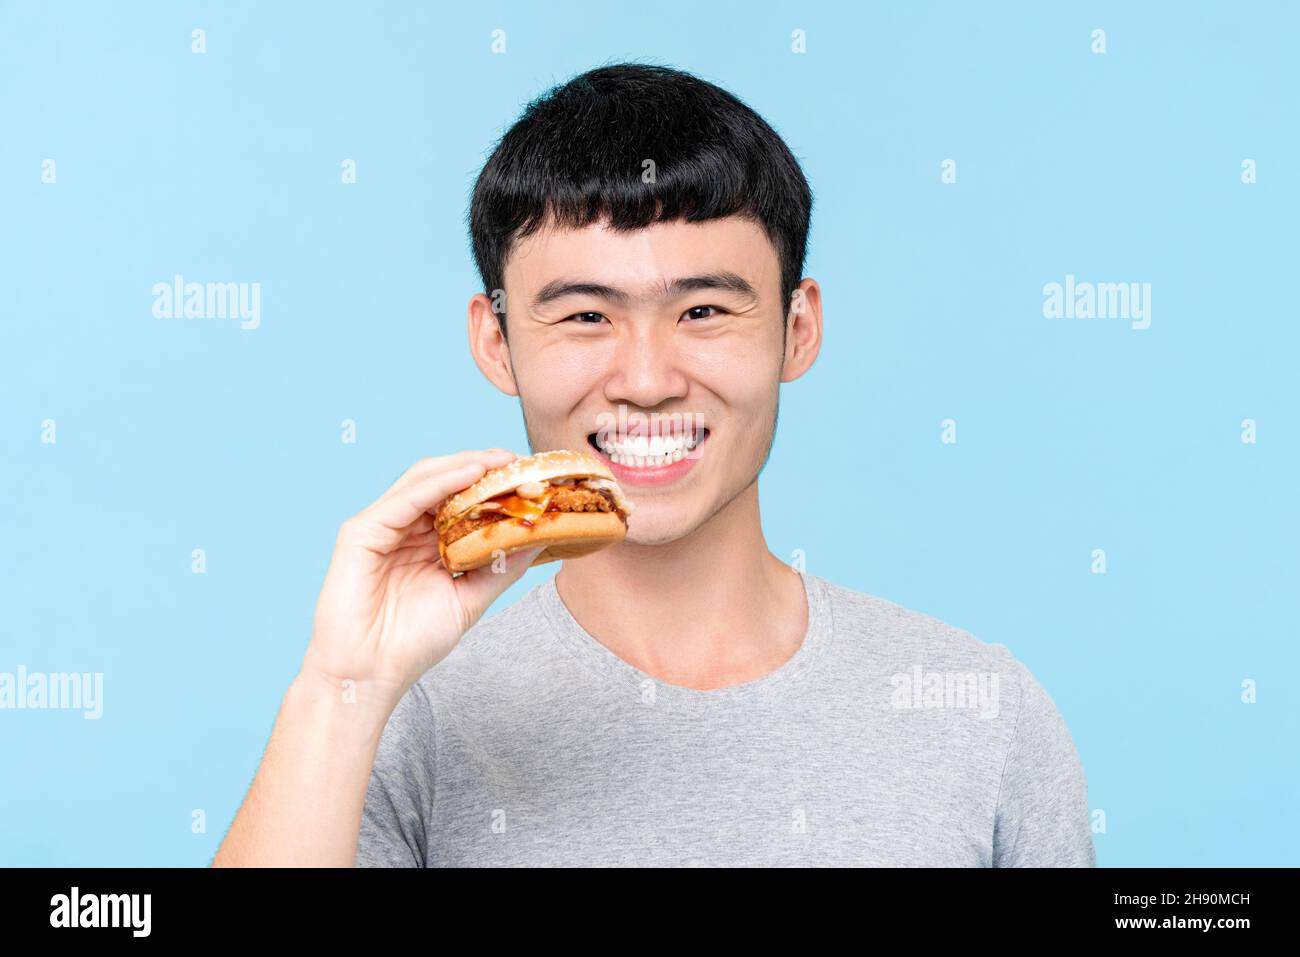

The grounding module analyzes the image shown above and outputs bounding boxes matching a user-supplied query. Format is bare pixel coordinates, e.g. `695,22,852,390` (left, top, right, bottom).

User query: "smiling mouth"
586,427,710,468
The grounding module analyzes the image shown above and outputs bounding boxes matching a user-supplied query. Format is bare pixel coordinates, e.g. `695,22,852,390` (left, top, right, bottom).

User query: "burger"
434,449,633,573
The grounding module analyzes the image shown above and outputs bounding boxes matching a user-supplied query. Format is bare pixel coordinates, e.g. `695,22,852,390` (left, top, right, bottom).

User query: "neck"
553,480,807,690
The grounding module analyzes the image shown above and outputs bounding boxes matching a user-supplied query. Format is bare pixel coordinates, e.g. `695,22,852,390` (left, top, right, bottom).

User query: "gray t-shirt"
357,570,1095,867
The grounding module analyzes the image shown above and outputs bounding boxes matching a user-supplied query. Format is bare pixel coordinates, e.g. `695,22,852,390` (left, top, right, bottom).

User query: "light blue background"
2,1,1296,866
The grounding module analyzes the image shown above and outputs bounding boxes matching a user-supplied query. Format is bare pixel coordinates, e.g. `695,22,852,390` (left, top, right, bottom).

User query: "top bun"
434,449,629,534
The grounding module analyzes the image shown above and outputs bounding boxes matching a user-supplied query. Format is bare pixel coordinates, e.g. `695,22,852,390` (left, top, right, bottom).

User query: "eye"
564,312,608,325
682,305,721,322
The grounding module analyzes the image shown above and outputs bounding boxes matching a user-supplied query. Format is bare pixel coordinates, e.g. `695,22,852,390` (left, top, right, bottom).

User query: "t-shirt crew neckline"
536,568,832,707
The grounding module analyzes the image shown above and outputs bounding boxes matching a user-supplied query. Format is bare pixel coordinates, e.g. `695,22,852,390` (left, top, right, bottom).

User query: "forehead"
504,215,780,293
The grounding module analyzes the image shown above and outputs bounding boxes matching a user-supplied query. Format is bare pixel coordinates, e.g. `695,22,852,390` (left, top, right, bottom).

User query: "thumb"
452,545,547,623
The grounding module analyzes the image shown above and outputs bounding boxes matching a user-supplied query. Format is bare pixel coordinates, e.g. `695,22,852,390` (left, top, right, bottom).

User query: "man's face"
483,215,794,546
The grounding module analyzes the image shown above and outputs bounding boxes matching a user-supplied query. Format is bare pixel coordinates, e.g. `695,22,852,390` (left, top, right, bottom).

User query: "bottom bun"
441,510,627,573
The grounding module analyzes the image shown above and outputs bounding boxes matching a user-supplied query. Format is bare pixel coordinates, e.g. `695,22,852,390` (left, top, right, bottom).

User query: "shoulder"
815,574,1023,674
810,574,1070,741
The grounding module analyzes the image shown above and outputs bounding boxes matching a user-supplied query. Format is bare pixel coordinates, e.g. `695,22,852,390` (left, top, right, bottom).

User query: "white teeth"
603,437,701,468
595,429,704,461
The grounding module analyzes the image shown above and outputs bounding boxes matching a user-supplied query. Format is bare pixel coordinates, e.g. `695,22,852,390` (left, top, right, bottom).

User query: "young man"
214,64,1095,867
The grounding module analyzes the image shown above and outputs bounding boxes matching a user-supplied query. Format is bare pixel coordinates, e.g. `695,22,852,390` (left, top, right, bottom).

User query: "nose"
602,319,690,408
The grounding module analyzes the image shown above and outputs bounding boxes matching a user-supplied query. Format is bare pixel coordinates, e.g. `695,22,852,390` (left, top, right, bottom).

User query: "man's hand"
302,448,544,707
212,448,542,866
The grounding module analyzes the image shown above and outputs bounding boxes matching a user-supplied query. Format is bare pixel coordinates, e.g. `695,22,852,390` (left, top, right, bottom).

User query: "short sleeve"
992,658,1096,867
356,680,438,867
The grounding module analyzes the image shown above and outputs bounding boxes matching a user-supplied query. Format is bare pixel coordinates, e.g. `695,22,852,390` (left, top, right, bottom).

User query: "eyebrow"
531,271,758,310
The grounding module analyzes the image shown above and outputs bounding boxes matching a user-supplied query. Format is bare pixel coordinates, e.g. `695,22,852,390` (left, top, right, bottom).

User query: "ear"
468,293,518,396
780,279,823,383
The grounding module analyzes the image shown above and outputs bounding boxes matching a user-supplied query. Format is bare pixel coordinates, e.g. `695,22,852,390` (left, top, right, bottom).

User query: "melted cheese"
492,489,556,525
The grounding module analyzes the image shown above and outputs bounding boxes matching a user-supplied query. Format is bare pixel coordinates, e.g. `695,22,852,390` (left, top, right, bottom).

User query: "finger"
452,545,547,620
339,461,485,556
367,458,515,535
388,542,442,567
369,513,437,543
341,450,520,557
390,527,440,551
406,513,437,536
379,449,517,506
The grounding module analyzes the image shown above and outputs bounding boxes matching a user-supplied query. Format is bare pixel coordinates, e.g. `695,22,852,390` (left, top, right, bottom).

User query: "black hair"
468,61,813,342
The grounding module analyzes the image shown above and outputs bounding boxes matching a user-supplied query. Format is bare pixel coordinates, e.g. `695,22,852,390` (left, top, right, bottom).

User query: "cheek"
514,340,604,409
687,340,782,407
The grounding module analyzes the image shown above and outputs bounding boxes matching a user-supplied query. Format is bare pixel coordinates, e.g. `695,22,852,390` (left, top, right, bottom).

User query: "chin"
619,513,700,548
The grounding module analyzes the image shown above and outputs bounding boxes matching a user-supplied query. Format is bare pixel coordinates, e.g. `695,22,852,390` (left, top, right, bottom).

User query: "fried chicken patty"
441,486,619,545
